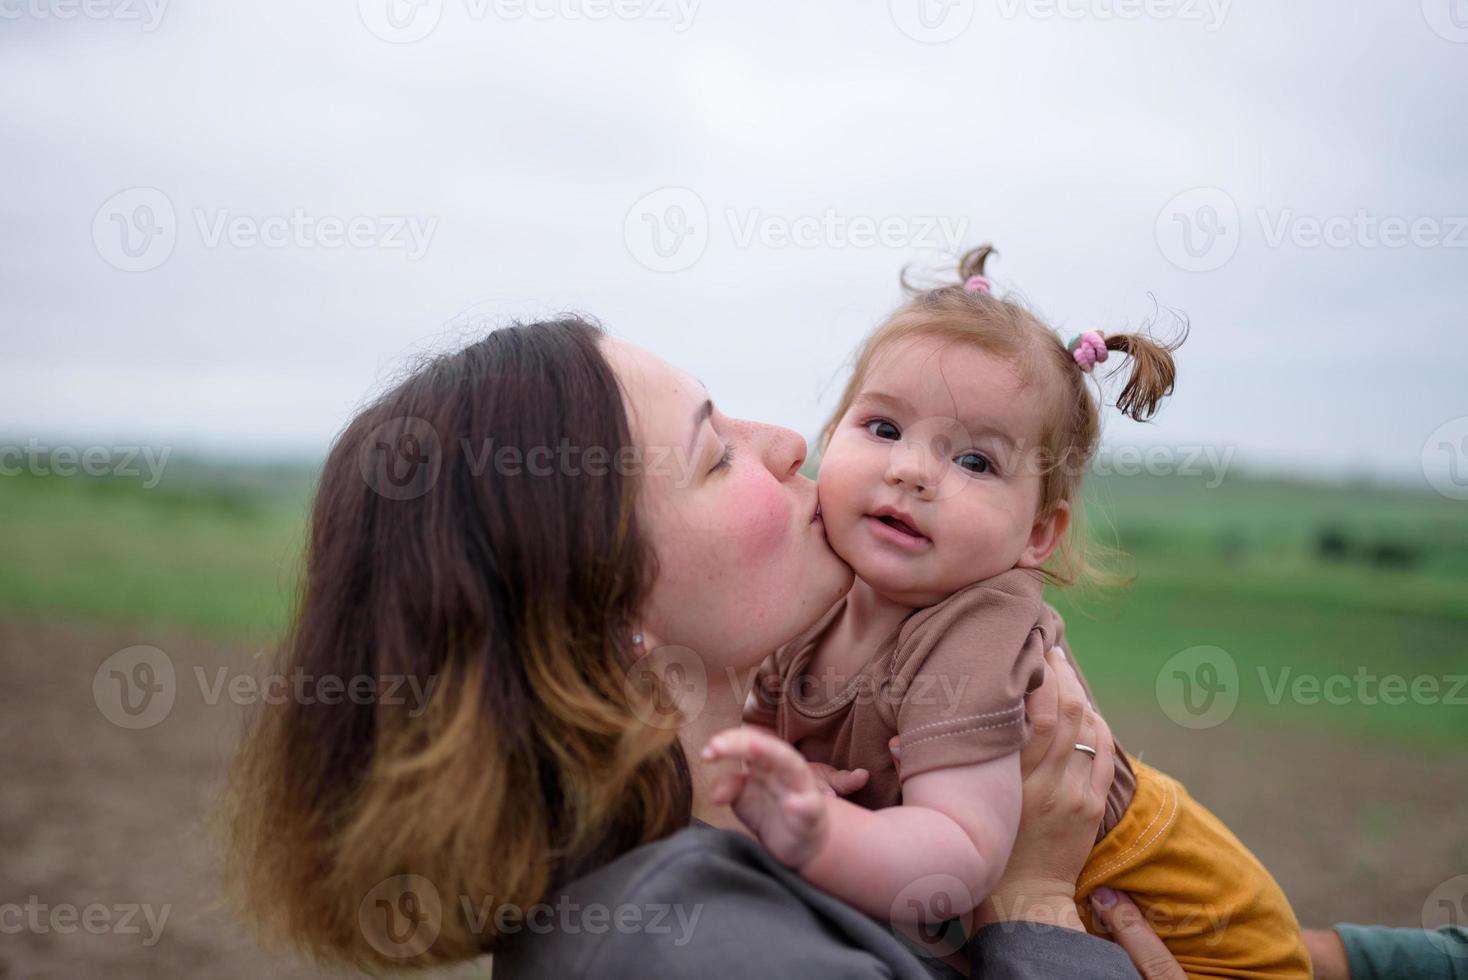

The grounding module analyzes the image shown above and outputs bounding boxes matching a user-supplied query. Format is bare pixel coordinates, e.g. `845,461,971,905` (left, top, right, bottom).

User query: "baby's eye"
865,419,900,441
956,452,992,474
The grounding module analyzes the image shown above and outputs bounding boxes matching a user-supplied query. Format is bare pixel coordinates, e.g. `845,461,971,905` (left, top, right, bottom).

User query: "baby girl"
703,246,1310,978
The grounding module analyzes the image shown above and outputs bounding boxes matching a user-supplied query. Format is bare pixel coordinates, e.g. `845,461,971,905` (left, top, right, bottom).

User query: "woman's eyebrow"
687,398,713,456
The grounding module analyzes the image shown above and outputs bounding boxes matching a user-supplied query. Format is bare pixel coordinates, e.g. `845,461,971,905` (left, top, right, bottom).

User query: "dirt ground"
2,618,1464,979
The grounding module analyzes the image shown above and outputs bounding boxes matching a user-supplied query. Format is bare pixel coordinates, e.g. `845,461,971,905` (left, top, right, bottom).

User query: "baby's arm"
704,727,1020,922
741,664,871,798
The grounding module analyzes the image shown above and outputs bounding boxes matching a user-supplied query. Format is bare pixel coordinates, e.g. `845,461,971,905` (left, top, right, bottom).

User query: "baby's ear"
1016,500,1070,569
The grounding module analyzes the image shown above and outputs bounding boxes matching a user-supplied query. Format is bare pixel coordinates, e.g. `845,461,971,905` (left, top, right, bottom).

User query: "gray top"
493,823,1138,979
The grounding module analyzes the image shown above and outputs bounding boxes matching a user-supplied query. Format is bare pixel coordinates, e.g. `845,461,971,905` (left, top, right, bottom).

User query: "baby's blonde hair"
818,245,1187,588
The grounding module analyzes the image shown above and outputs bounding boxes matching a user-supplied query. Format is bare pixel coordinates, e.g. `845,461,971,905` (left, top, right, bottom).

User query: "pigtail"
957,244,996,283
1101,317,1189,422
900,244,998,294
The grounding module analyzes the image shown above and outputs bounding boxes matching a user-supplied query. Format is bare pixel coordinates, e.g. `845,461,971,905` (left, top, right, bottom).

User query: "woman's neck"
676,671,755,833
676,582,914,831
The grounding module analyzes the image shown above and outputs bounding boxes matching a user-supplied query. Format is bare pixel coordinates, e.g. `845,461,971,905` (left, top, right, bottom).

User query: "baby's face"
818,335,1058,607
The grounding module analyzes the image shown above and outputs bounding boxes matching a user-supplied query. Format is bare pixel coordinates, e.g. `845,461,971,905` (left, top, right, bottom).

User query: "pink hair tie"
962,274,992,294
1066,331,1108,373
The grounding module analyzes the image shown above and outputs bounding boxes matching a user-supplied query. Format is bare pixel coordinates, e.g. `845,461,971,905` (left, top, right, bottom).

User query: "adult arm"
581,826,1140,980
1308,922,1468,979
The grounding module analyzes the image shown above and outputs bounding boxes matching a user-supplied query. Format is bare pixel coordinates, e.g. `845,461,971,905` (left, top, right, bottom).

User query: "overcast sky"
3,0,1465,487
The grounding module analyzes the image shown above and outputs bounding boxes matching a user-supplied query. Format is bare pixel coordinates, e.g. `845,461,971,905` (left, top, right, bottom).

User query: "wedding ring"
1073,743,1098,758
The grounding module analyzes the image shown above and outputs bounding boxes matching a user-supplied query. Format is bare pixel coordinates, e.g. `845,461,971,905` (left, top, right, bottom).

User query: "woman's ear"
1016,500,1070,569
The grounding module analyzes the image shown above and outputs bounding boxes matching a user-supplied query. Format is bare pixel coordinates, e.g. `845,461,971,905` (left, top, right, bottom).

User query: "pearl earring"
631,632,644,648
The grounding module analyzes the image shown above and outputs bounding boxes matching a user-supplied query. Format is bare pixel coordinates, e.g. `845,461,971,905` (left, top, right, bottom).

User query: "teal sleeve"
1333,922,1468,980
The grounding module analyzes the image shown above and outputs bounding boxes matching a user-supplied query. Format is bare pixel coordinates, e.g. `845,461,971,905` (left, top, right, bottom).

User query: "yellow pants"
1074,756,1311,980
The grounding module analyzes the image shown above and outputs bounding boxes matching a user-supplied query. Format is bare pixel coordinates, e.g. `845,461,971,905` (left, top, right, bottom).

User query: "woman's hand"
1089,888,1187,979
702,727,830,869
993,646,1116,904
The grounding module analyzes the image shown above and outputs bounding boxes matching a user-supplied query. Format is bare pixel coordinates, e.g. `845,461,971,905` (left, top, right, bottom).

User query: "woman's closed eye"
711,441,735,473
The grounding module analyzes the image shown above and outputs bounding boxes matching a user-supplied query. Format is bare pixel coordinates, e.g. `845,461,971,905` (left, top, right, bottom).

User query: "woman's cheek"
720,468,793,565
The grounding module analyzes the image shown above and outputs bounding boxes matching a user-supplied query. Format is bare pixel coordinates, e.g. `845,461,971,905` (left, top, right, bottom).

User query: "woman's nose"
748,420,807,479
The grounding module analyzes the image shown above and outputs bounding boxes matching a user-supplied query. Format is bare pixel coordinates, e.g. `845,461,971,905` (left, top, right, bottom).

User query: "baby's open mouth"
875,514,923,538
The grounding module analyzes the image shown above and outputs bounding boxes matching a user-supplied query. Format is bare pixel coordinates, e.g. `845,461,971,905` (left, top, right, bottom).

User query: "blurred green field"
2,460,1464,749
1050,474,1468,750
0,463,314,643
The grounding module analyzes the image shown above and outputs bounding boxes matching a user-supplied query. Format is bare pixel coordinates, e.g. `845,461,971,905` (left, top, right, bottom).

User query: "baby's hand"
807,761,869,798
702,727,829,869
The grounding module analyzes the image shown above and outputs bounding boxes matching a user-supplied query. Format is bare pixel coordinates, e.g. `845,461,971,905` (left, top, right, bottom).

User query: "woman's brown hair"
824,246,1187,587
219,316,690,969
